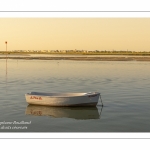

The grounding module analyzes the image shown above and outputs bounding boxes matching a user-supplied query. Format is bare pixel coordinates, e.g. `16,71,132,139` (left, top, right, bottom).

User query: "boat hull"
25,92,100,106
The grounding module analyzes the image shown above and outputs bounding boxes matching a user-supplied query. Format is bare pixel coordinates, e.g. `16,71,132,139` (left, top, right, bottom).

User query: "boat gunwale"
25,92,100,98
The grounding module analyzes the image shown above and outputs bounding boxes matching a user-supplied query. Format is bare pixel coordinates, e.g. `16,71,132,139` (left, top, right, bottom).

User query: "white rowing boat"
25,92,101,106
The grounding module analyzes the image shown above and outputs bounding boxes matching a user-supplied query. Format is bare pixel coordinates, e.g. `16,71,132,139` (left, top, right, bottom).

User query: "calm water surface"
0,59,150,132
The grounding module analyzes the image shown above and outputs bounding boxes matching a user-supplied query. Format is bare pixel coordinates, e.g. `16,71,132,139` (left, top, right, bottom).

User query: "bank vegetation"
1,50,150,56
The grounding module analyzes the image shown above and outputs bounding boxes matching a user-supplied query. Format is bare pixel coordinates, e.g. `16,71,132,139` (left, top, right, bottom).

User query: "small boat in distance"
25,92,102,107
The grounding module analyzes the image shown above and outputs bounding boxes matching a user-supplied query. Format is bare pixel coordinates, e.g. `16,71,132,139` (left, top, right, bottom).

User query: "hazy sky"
0,18,150,51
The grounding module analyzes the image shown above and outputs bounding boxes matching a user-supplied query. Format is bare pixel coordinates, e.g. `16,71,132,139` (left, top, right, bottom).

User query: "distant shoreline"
1,51,150,56
1,56,150,61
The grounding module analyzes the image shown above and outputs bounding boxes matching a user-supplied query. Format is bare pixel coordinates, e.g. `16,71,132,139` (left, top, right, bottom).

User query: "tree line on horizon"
0,49,150,55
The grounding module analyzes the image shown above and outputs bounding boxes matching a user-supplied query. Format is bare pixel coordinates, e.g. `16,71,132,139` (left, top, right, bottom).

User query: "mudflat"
1,56,150,61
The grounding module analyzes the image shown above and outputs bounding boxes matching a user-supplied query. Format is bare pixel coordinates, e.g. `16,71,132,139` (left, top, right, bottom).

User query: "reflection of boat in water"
25,92,101,106
25,105,103,120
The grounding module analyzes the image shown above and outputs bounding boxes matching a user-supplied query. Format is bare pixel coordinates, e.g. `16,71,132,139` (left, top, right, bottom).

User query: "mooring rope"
99,93,103,107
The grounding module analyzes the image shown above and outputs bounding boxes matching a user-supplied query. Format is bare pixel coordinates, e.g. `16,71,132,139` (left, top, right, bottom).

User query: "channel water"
0,59,150,132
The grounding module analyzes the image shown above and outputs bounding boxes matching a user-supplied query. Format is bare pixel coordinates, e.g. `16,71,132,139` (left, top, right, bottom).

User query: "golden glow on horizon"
0,18,150,51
